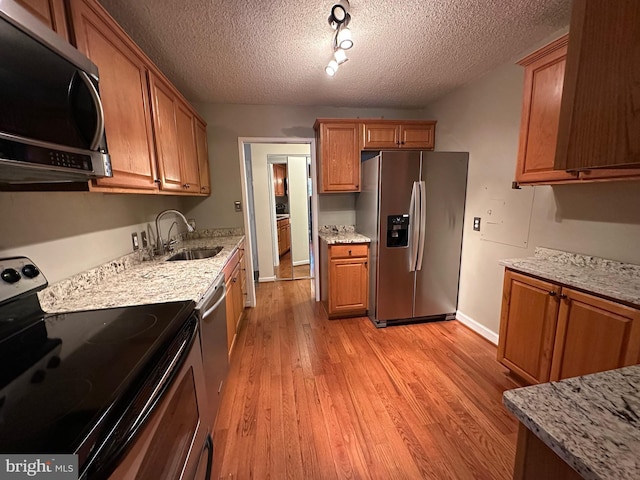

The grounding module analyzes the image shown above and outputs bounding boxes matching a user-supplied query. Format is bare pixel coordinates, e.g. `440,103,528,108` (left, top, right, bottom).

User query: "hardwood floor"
213,280,523,479
276,251,311,279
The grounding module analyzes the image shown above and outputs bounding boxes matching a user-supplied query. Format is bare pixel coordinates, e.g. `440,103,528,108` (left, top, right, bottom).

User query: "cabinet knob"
559,294,568,299
548,291,557,296
401,140,405,145
348,249,352,255
183,183,191,189
154,179,161,184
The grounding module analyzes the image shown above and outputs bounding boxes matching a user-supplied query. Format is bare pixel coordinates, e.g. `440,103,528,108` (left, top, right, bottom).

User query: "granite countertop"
318,225,371,245
499,247,640,307
503,365,640,480
39,234,244,313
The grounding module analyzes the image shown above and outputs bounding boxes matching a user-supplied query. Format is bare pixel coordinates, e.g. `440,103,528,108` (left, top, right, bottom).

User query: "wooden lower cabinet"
498,269,640,383
224,242,246,356
320,242,369,318
550,288,640,380
277,218,290,256
498,271,560,384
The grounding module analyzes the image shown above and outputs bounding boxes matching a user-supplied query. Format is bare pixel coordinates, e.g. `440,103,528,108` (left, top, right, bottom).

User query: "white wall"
182,104,429,228
424,32,640,339
287,156,310,266
250,143,310,281
0,192,183,283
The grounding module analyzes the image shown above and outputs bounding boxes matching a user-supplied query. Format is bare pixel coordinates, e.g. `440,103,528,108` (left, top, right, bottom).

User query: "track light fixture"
325,1,354,76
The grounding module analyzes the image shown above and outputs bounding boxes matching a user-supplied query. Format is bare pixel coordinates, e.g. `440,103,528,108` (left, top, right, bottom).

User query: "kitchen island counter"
39,234,244,313
503,365,640,480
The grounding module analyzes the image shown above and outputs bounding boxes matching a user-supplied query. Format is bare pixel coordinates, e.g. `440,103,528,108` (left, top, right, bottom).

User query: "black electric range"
0,256,196,478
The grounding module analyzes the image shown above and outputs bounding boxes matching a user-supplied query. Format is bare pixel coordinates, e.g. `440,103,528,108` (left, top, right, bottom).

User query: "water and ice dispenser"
386,215,409,247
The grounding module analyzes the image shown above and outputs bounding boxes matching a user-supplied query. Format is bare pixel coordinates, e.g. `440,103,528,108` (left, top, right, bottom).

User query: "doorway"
238,138,320,305
268,155,312,281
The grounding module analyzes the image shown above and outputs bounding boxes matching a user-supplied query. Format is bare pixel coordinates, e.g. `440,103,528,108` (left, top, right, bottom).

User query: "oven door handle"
131,320,197,433
82,316,199,480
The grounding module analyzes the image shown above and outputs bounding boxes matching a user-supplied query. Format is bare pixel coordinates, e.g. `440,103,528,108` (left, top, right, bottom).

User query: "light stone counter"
503,365,640,480
39,234,244,313
499,247,640,307
318,225,371,245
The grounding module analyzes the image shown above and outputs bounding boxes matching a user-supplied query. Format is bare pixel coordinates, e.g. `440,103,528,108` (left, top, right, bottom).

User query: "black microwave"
0,0,111,184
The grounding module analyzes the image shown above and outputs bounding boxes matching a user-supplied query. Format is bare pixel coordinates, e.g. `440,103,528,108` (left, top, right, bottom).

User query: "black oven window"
138,368,199,478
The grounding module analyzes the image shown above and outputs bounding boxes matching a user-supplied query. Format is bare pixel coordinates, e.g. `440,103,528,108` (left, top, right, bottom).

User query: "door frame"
238,137,320,305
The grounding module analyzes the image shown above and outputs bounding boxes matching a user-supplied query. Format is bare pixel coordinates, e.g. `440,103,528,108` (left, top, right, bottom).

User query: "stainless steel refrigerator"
356,151,468,327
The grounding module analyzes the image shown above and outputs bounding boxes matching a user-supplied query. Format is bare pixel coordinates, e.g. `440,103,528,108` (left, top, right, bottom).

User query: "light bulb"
334,48,348,64
325,60,339,76
337,27,353,50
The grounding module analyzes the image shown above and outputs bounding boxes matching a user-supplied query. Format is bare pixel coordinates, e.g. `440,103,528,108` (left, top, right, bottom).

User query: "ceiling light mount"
325,1,354,77
328,0,351,29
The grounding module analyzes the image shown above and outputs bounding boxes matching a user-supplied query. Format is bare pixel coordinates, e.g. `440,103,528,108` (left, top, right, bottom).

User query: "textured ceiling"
97,0,570,108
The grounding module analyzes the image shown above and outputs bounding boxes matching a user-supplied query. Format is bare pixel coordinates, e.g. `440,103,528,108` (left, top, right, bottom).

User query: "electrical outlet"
234,201,242,212
131,232,139,251
473,217,481,231
140,231,148,248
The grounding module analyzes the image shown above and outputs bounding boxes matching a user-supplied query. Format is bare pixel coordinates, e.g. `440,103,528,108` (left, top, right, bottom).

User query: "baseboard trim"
455,310,499,345
258,276,277,283
292,259,310,266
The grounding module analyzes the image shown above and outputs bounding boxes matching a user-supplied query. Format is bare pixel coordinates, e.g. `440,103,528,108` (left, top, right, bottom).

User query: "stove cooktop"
0,300,194,465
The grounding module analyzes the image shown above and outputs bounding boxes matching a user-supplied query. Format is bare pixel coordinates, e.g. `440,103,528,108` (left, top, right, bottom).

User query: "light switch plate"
234,201,242,212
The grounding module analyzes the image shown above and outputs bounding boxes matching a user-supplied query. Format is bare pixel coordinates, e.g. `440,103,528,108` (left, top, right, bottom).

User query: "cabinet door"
318,122,360,192
400,123,435,149
556,0,640,170
69,0,157,191
329,257,368,315
362,123,399,149
195,119,211,195
515,35,578,184
15,0,69,40
497,271,561,384
550,288,640,380
224,276,236,353
148,72,183,192
231,262,244,331
273,164,284,196
176,101,200,193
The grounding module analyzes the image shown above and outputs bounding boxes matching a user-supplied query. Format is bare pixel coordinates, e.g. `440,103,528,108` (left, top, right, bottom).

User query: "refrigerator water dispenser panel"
387,215,409,247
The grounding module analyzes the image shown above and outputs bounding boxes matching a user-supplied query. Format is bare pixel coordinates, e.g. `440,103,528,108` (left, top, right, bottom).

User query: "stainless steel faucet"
155,209,194,255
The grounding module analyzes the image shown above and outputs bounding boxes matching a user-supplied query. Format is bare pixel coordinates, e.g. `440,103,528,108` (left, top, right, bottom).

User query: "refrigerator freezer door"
376,151,421,322
414,152,468,318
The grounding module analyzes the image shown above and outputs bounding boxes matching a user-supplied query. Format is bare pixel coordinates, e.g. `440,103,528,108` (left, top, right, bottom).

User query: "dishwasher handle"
202,288,226,319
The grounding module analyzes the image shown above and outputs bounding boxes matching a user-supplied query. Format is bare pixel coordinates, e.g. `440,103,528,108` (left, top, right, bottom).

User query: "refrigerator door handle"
409,181,420,272
416,180,427,270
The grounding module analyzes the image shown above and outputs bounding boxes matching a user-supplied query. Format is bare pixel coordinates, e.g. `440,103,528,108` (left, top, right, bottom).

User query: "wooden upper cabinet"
15,0,69,40
362,121,435,150
273,164,286,196
315,120,360,193
148,71,201,194
68,0,158,191
550,288,640,381
175,102,200,193
555,0,640,171
515,35,578,184
195,119,211,195
497,271,561,384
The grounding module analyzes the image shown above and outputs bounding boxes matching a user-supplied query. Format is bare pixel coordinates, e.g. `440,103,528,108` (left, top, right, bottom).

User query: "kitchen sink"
166,246,223,261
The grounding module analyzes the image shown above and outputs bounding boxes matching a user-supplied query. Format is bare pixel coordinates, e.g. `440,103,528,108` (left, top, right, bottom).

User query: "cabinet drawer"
330,244,368,259
223,249,240,280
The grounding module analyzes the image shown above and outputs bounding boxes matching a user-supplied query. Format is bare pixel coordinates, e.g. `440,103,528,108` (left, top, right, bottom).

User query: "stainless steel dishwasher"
197,273,229,429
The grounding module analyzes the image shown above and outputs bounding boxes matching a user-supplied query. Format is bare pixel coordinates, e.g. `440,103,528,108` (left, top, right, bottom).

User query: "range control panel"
0,256,47,305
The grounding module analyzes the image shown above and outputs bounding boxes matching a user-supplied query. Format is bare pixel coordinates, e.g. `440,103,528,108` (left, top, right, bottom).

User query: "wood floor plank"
213,280,522,479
